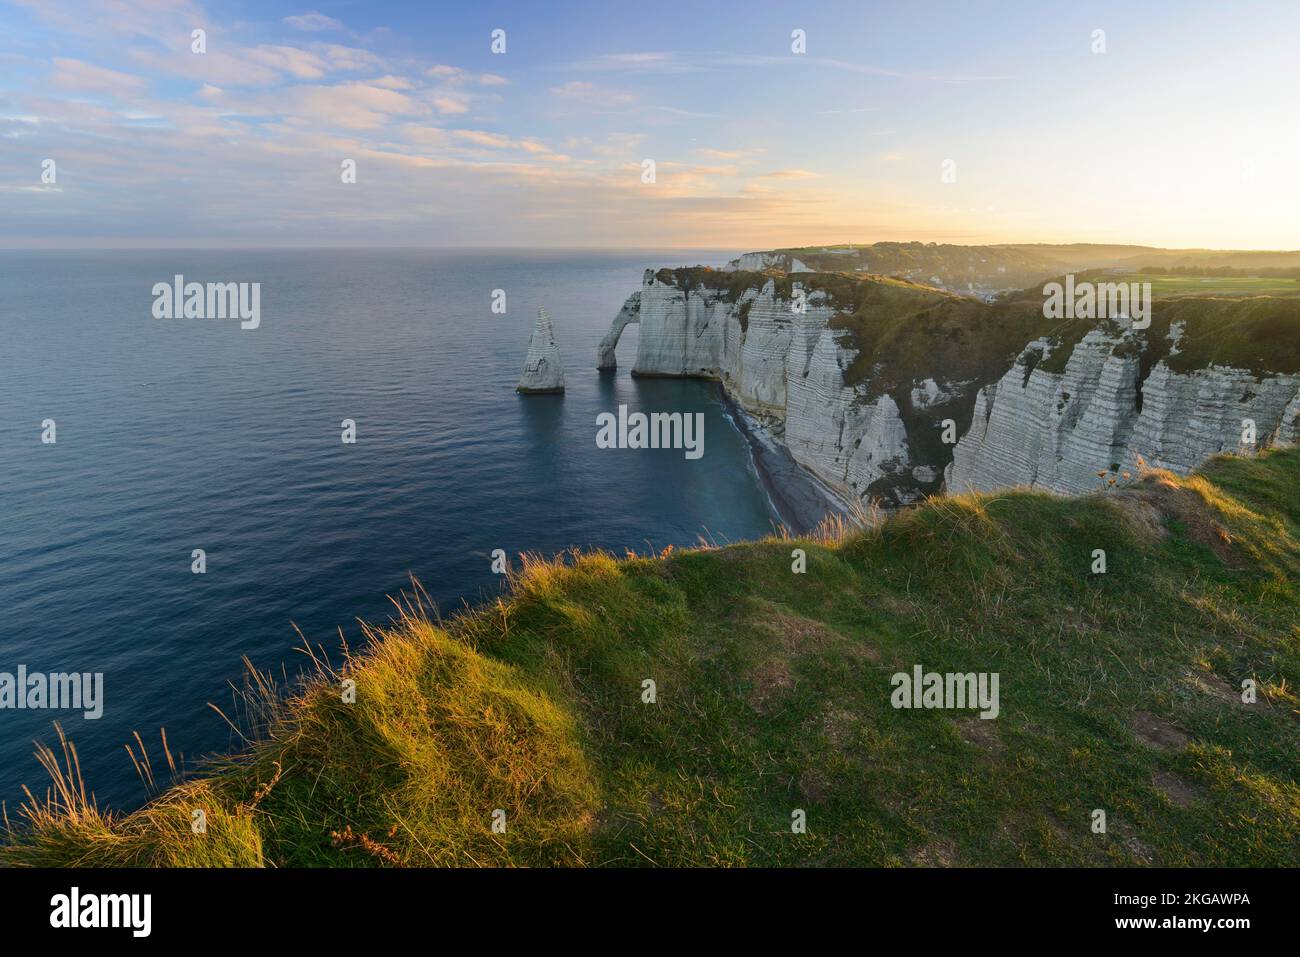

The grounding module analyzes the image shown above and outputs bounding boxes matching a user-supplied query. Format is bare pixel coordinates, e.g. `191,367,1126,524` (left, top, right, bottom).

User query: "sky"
2,0,1299,249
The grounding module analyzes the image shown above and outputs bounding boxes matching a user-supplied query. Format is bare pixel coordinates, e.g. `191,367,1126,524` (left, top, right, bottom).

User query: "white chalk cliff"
600,270,915,503
946,322,1300,494
600,267,1300,507
723,252,810,273
517,307,565,394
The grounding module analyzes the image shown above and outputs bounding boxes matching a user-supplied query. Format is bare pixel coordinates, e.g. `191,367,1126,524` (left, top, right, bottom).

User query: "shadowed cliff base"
5,448,1299,867
716,385,860,534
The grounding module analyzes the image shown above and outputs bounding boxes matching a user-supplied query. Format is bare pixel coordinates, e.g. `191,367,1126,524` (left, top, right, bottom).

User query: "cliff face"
724,251,812,273
602,269,945,504
601,268,1300,507
946,322,1300,494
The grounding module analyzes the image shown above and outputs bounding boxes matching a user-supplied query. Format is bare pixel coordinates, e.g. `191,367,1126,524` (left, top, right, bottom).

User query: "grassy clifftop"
657,265,1300,384
732,242,1300,292
6,450,1300,867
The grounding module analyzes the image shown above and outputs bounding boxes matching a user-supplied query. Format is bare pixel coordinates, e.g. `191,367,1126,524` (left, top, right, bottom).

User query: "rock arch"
597,291,641,370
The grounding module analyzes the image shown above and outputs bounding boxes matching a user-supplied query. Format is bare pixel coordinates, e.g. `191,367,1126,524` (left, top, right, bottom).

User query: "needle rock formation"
517,307,565,394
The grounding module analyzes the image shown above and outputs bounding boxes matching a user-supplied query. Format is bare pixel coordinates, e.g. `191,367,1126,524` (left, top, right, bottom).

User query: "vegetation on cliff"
655,265,1300,385
741,242,1300,292
6,448,1299,866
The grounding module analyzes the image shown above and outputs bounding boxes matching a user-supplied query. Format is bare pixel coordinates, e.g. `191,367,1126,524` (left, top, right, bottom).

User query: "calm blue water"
0,249,776,811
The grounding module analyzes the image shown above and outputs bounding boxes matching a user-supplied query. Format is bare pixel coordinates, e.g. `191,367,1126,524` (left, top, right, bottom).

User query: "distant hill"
728,242,1300,297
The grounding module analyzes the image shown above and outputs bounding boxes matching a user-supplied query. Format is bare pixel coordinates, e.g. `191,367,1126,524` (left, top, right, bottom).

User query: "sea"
0,248,778,811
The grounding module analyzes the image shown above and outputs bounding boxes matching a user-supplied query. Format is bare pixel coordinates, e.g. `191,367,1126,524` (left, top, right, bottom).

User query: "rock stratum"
517,307,565,394
599,257,1300,508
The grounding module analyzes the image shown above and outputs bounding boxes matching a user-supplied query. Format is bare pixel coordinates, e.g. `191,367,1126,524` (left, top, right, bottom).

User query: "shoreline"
714,384,859,534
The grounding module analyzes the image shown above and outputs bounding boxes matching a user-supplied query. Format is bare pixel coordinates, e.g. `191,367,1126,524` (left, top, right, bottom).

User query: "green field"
1123,274,1300,297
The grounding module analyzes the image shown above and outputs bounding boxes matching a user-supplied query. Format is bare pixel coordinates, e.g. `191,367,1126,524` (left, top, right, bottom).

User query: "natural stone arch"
597,291,641,370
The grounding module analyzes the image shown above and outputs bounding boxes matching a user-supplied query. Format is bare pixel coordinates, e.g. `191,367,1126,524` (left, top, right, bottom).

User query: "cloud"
428,65,504,83
245,45,330,80
444,130,567,164
203,81,428,130
314,44,385,73
283,82,425,129
565,52,698,74
548,81,633,106
697,148,745,160
370,75,414,90
50,58,146,96
561,131,647,158
454,129,514,149
0,3,1001,248
130,47,281,87
679,164,738,176
283,12,343,32
430,95,469,115
755,169,821,180
401,124,448,147
10,0,205,41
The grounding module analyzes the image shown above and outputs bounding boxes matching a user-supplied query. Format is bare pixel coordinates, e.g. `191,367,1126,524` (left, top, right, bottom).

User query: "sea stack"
516,307,565,394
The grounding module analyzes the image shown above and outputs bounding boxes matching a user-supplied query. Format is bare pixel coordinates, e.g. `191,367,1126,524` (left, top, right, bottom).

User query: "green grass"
1124,274,1300,298
6,450,1300,867
739,243,1300,294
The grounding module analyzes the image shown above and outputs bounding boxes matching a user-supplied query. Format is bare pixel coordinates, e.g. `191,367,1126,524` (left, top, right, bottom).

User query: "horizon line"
4,241,1300,254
